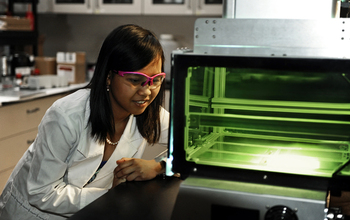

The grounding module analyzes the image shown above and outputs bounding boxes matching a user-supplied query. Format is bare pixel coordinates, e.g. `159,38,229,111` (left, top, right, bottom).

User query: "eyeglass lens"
123,73,164,89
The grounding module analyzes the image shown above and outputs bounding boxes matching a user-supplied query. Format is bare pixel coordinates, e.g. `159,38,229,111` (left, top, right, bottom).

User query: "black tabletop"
69,176,182,220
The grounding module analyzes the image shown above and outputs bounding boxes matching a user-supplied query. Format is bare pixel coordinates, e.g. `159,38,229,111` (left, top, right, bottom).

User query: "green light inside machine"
184,66,350,177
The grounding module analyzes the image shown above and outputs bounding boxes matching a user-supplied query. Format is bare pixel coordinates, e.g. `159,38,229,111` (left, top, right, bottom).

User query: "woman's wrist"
157,161,166,175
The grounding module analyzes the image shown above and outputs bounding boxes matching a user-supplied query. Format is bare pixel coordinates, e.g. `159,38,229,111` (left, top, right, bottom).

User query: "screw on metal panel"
337,214,344,219
283,54,287,56
271,54,275,56
205,20,209,24
195,35,199,38
294,208,298,212
213,28,216,31
213,20,216,24
213,35,216,39
196,27,199,31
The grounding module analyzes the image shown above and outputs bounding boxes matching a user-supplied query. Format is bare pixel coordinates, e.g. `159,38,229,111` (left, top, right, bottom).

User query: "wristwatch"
160,160,166,170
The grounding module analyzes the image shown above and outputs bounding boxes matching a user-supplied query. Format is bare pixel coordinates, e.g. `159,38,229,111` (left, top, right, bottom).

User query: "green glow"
266,155,320,171
183,66,350,177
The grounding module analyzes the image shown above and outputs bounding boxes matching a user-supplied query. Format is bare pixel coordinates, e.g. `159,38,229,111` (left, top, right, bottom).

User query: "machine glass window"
184,65,350,177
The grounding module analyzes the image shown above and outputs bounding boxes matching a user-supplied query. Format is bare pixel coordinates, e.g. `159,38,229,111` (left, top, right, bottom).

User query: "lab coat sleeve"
26,105,107,217
154,108,170,162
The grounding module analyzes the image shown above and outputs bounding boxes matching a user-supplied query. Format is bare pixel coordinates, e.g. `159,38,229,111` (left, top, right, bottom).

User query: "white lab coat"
0,89,169,220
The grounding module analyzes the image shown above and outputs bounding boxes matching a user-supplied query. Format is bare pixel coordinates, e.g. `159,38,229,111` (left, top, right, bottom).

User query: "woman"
0,24,169,219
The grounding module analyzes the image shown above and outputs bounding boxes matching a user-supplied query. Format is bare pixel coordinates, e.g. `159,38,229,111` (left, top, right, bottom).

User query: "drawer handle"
27,139,35,145
27,107,40,114
188,0,192,10
197,0,202,10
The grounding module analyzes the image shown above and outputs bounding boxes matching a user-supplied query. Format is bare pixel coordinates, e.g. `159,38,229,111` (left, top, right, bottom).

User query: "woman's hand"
111,173,127,188
111,158,164,188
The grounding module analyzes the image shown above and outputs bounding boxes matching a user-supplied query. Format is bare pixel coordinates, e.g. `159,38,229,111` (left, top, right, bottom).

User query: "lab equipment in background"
27,75,68,90
1,56,9,90
1,53,35,88
35,57,57,75
56,51,86,84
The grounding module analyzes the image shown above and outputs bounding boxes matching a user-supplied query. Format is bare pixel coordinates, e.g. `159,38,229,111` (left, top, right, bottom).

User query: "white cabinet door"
53,0,94,13
143,0,193,15
194,0,222,16
50,0,222,15
95,0,142,14
143,0,222,15
38,0,54,13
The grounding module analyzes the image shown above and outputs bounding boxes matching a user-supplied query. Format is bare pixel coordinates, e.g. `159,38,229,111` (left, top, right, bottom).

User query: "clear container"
1,56,13,90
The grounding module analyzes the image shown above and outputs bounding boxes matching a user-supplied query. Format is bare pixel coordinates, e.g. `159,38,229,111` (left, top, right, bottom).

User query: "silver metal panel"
171,177,327,220
194,18,350,58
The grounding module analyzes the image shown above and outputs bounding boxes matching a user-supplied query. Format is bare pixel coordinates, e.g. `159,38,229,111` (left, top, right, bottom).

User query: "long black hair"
86,24,165,144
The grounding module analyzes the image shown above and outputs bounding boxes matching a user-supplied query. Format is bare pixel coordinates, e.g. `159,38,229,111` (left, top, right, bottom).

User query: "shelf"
0,30,38,45
2,0,38,55
12,0,39,3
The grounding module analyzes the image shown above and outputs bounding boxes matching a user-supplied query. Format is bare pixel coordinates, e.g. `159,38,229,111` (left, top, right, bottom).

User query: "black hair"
86,24,165,144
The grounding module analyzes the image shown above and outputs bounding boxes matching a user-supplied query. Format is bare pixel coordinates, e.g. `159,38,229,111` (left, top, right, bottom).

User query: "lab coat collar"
80,114,143,157
75,98,104,159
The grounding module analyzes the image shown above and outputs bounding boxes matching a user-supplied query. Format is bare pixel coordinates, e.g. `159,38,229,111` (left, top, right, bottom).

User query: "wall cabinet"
95,0,142,14
39,0,222,15
144,0,222,15
0,94,66,192
51,0,142,14
52,0,94,14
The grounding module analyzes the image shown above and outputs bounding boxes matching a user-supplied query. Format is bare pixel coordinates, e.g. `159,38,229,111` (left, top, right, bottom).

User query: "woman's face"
107,57,163,119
